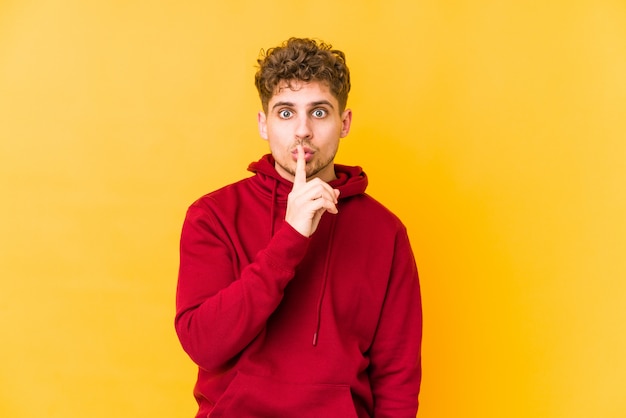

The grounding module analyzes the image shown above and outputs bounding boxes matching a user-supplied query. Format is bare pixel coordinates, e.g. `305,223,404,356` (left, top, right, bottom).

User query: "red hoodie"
175,155,422,417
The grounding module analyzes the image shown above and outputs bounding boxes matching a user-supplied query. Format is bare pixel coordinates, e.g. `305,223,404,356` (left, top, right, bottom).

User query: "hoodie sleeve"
369,226,422,417
174,202,309,372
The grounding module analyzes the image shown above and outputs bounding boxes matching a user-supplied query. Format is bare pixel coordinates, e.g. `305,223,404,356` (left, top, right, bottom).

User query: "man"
175,37,422,417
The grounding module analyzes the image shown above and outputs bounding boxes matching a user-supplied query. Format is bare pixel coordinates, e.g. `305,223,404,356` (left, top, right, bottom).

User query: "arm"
175,204,309,371
369,227,422,417
176,146,339,372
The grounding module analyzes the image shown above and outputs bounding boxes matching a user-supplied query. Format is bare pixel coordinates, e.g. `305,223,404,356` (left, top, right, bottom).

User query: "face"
257,80,352,183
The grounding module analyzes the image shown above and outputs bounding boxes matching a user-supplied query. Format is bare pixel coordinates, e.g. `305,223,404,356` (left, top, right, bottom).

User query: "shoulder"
189,176,255,210
181,177,259,236
340,193,407,233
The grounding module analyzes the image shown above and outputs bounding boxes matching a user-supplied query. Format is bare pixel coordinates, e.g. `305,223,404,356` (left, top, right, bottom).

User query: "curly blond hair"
254,38,351,113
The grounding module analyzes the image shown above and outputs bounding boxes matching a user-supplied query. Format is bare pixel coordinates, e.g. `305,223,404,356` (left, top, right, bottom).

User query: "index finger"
293,145,307,187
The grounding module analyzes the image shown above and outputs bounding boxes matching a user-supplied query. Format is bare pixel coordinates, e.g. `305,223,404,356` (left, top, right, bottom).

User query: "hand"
285,145,340,237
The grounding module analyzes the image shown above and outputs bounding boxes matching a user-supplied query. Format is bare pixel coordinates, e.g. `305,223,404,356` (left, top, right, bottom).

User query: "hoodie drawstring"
269,178,278,239
312,215,337,347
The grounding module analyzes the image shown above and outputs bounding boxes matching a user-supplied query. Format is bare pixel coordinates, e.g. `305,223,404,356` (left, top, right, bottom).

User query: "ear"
340,108,352,138
257,111,268,140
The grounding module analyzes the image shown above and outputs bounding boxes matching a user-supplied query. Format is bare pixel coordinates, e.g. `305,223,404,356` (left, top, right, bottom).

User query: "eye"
279,109,293,119
312,108,327,118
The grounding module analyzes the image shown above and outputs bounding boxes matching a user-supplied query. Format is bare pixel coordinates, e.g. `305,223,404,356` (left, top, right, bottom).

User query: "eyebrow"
271,100,336,111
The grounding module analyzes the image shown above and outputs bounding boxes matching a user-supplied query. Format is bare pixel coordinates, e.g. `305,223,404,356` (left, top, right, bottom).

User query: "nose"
294,114,312,140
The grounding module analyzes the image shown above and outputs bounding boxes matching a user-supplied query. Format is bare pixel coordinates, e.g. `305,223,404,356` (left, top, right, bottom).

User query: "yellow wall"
1,1,625,417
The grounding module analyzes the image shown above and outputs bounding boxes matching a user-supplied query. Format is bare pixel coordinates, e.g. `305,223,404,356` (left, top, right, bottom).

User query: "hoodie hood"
247,154,368,201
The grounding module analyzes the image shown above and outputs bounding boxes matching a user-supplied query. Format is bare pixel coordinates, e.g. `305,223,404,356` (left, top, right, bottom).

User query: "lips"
292,147,315,162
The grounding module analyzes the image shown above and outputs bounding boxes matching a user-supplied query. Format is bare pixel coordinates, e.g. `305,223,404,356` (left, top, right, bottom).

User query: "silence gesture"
285,145,340,237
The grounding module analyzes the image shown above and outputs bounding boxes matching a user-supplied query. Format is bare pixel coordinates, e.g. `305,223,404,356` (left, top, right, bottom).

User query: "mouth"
291,147,315,162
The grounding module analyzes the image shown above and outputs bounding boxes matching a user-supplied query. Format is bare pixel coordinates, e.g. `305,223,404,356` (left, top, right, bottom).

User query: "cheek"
267,123,290,140
266,136,289,156
322,119,343,135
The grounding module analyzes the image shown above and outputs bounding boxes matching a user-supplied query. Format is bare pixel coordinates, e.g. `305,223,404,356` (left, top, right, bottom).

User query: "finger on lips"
294,145,306,187
291,144,338,212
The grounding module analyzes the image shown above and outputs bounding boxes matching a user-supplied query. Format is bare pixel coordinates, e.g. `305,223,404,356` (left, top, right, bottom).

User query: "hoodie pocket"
209,372,358,418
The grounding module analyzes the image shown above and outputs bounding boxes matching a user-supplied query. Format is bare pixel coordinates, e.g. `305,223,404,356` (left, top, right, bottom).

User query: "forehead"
269,80,336,105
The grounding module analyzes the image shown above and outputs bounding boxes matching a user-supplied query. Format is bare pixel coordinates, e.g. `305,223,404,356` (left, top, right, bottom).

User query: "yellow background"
1,1,625,417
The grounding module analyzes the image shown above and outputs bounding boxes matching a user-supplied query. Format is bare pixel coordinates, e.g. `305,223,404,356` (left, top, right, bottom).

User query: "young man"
175,37,422,417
